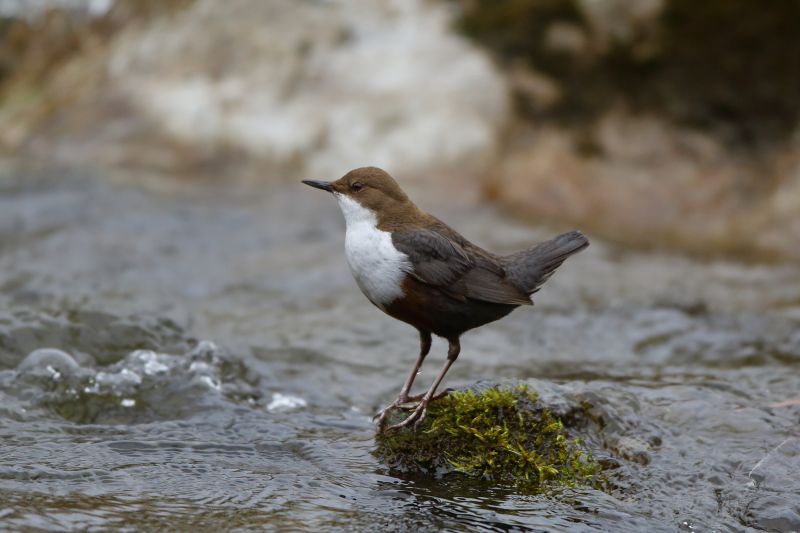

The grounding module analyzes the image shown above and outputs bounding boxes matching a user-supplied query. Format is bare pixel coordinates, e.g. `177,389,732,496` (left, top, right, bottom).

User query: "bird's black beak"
302,180,333,193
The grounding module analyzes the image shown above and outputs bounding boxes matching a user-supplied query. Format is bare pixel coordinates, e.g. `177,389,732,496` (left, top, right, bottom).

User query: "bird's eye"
351,182,364,192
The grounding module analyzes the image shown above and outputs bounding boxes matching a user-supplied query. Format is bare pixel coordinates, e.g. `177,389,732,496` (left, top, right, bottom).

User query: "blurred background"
1,0,800,259
1,1,800,531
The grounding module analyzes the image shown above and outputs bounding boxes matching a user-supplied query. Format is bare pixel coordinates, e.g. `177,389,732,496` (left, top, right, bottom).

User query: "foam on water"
267,393,308,412
7,339,266,424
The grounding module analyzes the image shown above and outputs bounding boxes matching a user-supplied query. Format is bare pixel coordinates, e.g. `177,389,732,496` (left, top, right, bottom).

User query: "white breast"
335,194,411,309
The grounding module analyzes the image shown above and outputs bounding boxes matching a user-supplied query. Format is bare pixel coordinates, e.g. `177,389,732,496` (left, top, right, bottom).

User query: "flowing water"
1,163,799,532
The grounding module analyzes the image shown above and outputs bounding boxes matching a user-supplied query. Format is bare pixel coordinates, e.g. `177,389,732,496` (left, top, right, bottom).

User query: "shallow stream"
1,164,799,531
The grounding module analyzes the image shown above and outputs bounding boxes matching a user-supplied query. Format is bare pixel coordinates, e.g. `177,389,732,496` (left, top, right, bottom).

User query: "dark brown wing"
391,228,531,306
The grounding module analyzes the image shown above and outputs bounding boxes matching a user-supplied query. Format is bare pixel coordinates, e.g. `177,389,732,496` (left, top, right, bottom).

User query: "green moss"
375,385,605,492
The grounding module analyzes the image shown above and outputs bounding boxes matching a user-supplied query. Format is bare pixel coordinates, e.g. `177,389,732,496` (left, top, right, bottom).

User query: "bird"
302,167,588,430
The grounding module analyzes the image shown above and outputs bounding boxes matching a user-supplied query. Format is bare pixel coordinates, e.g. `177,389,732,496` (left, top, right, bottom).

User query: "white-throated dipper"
303,167,589,430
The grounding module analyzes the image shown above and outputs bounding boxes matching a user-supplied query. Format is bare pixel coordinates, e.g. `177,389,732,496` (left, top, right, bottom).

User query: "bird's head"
303,167,413,225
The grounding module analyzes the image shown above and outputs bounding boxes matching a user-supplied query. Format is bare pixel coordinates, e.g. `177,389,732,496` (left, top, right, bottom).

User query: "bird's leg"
395,331,432,405
374,331,431,427
387,337,460,431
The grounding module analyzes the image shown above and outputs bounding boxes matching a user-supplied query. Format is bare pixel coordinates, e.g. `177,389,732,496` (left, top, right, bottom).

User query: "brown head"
303,167,423,228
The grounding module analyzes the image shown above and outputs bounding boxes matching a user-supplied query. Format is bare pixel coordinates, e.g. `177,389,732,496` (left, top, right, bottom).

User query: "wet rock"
374,383,608,492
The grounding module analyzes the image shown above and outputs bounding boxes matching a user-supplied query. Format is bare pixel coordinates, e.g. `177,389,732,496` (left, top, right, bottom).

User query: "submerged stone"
374,384,607,492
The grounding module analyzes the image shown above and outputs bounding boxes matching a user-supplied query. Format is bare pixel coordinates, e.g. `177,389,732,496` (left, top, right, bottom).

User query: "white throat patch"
335,193,410,309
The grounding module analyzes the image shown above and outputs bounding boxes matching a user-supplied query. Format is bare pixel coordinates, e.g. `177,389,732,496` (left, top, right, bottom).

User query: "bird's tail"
501,230,589,295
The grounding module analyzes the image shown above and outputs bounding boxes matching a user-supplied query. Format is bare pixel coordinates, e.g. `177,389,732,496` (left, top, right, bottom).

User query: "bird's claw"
396,388,453,410
374,388,453,430
373,394,412,427
385,398,429,431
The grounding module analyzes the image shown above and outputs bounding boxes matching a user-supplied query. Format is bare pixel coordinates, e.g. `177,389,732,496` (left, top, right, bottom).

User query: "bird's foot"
397,388,453,410
373,388,453,429
385,397,431,431
373,393,413,428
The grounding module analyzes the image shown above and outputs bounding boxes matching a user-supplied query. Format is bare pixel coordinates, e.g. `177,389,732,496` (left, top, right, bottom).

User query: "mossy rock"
374,384,607,493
